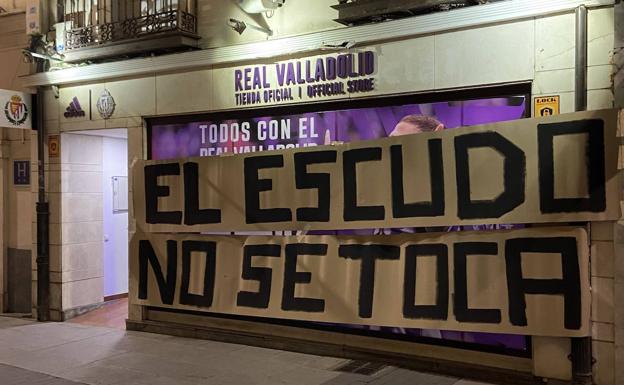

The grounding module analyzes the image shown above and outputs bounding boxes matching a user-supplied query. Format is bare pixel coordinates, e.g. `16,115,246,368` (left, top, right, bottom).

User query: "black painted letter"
294,150,337,222
183,162,221,225
237,244,281,309
455,132,526,219
453,242,502,323
338,244,400,318
244,155,292,224
144,163,182,224
538,119,606,213
505,237,582,330
343,148,385,221
403,244,449,320
138,240,177,305
179,240,216,308
391,140,445,218
281,243,327,312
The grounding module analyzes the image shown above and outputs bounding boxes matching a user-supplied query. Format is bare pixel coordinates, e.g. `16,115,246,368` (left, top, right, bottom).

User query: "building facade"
0,1,34,315
12,0,624,384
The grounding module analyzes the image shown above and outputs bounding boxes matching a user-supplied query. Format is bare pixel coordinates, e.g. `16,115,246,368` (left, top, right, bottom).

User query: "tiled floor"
0,316,494,385
0,363,84,384
67,298,128,330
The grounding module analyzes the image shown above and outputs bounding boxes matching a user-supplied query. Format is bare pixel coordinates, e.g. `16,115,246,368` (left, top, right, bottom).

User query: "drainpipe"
31,34,49,322
575,5,588,111
571,5,592,385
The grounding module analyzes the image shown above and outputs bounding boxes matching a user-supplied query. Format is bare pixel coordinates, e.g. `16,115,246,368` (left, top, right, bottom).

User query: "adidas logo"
64,97,85,118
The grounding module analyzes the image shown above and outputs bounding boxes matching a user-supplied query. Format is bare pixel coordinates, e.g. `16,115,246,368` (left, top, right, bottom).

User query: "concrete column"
4,128,32,314
614,3,624,108
0,134,9,312
612,3,624,378
614,113,624,385
590,221,616,385
127,124,144,323
47,133,105,321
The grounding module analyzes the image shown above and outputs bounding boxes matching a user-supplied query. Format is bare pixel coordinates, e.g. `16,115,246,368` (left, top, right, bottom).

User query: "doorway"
64,128,128,329
101,131,129,300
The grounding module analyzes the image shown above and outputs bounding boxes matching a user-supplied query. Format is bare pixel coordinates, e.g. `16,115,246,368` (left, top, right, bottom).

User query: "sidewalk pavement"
0,316,492,385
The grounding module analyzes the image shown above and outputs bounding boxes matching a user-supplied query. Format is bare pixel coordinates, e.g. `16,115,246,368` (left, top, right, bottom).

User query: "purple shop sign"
233,51,377,106
234,53,375,91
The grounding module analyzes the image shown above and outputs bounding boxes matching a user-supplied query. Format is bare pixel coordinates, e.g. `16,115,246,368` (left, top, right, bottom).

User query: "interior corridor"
67,299,128,330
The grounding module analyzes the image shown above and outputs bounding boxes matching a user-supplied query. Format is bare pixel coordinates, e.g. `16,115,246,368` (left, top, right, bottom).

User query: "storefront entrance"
61,129,128,327
145,86,532,358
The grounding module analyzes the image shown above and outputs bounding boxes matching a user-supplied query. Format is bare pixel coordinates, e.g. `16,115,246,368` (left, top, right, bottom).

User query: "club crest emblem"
4,95,29,126
96,89,115,119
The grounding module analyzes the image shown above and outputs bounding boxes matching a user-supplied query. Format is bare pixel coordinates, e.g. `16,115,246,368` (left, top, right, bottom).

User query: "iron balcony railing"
62,0,197,51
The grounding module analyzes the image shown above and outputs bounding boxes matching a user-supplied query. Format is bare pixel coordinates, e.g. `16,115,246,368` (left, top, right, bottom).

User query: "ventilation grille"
333,360,387,375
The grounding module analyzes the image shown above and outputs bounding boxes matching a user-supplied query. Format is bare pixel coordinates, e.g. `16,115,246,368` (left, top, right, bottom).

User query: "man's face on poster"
390,117,444,137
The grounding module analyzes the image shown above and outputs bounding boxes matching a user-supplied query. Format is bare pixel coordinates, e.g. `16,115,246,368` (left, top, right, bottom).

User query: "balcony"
332,0,495,26
60,0,199,62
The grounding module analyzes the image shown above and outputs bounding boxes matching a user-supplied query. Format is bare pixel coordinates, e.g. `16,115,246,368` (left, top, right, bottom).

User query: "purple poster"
151,97,526,161
151,113,333,160
150,96,529,353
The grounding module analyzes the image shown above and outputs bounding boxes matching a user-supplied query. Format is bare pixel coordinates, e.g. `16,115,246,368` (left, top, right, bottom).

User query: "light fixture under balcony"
228,18,273,37
237,0,285,14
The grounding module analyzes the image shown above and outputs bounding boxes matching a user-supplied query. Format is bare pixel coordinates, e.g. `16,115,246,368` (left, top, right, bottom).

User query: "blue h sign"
13,160,29,185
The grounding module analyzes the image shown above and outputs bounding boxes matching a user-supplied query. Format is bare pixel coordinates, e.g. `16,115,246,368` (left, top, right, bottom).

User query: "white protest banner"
133,109,619,232
130,227,590,337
